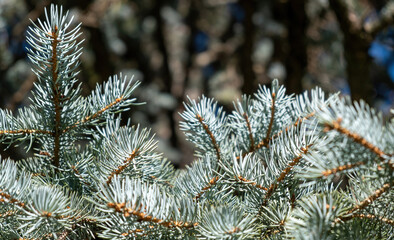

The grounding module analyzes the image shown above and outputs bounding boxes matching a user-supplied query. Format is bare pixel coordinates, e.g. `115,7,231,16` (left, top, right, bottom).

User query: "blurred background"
0,0,393,167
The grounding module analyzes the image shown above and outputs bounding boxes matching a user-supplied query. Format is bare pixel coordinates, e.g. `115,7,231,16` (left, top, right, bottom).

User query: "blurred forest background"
0,0,393,167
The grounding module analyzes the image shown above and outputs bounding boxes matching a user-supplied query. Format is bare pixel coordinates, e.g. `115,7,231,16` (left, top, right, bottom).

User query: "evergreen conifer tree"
0,4,393,239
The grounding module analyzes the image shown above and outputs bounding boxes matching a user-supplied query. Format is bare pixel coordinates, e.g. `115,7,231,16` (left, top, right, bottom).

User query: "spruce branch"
198,205,257,239
57,217,97,240
180,96,226,160
1,5,393,237
261,218,286,237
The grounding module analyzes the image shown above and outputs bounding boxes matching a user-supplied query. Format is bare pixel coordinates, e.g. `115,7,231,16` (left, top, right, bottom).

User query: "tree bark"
285,0,307,94
153,1,179,149
239,0,257,95
272,0,307,95
329,0,374,104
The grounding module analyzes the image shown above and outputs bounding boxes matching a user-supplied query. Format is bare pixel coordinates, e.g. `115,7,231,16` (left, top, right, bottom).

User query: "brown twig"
237,176,267,191
262,145,311,206
106,148,139,185
0,129,53,136
348,182,391,215
63,96,125,133
57,217,97,240
236,111,315,160
121,228,146,237
290,193,296,209
107,202,198,228
226,227,240,235
0,210,15,218
325,118,392,168
0,189,26,208
335,182,392,224
270,111,316,143
347,213,394,226
50,27,61,168
196,114,221,162
264,92,277,146
71,165,91,186
194,176,220,201
322,161,365,177
243,113,255,151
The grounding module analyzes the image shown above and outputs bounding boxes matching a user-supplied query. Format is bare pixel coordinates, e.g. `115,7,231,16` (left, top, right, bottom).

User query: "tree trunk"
285,0,307,94
329,0,374,104
239,0,257,95
271,0,307,95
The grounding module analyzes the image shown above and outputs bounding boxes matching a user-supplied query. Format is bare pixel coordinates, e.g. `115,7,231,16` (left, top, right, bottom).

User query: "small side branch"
237,176,267,191
71,165,92,188
63,96,125,133
196,114,221,161
0,129,53,136
50,27,62,168
121,229,146,237
336,182,392,223
106,148,139,185
350,213,394,226
325,118,392,162
322,161,365,177
107,202,198,228
194,176,219,201
0,189,26,208
226,227,240,235
57,217,97,240
262,145,311,205
261,220,285,237
347,182,391,215
0,210,15,218
237,112,315,160
263,92,277,146
270,111,316,143
243,113,255,151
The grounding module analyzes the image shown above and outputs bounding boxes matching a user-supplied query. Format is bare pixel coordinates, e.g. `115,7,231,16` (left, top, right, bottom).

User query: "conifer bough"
0,4,393,240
